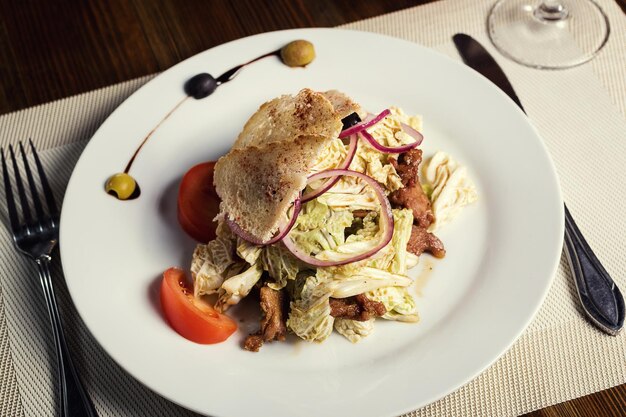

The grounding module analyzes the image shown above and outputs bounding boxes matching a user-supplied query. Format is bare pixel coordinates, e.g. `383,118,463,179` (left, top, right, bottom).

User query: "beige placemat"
1,1,625,416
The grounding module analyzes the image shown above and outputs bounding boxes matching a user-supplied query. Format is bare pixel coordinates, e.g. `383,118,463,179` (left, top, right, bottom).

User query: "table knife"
452,33,624,335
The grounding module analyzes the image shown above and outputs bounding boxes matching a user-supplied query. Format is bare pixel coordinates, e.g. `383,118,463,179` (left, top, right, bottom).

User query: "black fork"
1,140,98,417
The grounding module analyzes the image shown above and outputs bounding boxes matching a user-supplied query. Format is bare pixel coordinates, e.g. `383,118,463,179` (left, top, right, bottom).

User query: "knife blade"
453,33,624,335
453,34,525,111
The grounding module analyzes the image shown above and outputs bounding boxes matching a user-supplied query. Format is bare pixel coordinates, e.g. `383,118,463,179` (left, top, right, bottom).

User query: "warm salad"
161,89,477,351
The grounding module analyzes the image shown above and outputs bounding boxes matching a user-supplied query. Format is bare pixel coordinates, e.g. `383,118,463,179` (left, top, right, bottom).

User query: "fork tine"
19,141,45,222
1,148,21,234
8,145,33,225
29,139,58,217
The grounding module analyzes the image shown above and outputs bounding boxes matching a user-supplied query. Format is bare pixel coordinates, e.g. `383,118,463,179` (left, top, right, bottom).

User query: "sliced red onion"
359,130,419,154
302,135,358,203
339,109,391,138
226,196,301,246
400,122,424,146
283,169,394,267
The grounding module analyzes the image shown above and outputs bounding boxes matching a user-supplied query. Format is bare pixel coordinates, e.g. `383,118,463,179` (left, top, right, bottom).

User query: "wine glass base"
488,0,610,69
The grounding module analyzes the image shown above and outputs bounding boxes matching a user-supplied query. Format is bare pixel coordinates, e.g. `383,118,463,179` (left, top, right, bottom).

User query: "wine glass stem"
535,0,569,21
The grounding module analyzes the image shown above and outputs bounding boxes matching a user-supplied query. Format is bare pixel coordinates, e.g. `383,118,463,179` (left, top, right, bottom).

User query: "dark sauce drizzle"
123,96,189,174
216,49,280,84
112,49,281,200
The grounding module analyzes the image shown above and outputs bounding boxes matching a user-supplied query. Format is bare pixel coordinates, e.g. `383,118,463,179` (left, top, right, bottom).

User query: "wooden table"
0,1,623,416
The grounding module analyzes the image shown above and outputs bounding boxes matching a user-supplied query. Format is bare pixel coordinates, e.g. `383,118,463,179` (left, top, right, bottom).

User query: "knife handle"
563,204,624,335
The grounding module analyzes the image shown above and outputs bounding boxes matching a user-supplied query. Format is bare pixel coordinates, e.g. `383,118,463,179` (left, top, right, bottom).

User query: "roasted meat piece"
407,225,446,258
329,294,386,321
389,149,434,229
389,148,446,258
244,286,288,352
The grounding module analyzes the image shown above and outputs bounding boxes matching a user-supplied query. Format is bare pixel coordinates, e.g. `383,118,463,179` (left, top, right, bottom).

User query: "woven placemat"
1,0,625,416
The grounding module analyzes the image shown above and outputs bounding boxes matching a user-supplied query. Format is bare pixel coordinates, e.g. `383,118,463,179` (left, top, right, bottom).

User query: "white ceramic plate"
60,29,564,417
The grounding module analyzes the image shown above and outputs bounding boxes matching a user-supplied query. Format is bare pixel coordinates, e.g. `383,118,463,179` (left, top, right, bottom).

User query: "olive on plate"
280,40,316,67
105,173,140,200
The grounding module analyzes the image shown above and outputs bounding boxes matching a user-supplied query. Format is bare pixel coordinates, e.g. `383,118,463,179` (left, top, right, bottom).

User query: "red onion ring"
400,122,424,146
283,169,394,267
302,135,358,203
226,196,302,246
339,109,391,138
341,108,423,153
359,130,419,154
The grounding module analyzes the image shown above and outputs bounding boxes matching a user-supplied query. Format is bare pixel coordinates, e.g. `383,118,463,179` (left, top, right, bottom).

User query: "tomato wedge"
160,267,237,344
177,161,221,242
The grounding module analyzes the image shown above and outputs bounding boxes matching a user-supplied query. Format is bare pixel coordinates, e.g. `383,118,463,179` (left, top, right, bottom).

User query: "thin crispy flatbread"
233,88,342,149
214,134,334,242
215,88,362,241
321,90,365,120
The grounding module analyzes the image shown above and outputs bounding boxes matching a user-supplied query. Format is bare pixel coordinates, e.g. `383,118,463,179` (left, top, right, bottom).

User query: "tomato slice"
177,161,221,242
160,267,237,344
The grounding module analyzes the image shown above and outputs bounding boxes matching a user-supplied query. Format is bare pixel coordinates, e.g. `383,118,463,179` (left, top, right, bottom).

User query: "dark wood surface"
0,1,624,416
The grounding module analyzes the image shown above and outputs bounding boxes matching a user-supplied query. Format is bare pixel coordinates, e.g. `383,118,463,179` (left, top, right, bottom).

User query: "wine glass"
487,0,610,69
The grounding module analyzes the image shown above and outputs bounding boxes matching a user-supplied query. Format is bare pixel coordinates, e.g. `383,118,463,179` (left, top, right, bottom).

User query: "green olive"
280,40,316,67
105,173,139,200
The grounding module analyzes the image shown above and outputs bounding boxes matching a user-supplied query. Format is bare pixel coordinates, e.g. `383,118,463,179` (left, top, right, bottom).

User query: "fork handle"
36,257,98,417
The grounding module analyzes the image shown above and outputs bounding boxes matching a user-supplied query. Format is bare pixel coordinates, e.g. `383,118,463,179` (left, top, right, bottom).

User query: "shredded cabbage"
314,212,381,263
369,106,423,147
191,222,240,297
236,237,262,265
346,107,423,194
318,267,412,298
350,144,403,192
309,138,348,174
335,318,375,343
316,191,379,211
295,199,330,230
390,209,414,275
259,243,301,290
290,200,353,255
367,286,419,322
406,253,420,269
191,244,223,296
424,151,478,231
346,212,379,243
287,274,334,342
216,263,263,311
